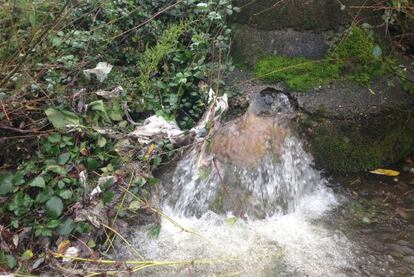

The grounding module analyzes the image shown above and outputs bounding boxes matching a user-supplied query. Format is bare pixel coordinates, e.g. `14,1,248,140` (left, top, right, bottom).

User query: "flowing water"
125,93,414,276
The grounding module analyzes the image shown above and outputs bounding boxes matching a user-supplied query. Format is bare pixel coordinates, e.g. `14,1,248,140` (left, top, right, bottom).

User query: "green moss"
254,25,388,91
313,131,384,172
310,110,414,172
331,25,386,85
254,56,341,91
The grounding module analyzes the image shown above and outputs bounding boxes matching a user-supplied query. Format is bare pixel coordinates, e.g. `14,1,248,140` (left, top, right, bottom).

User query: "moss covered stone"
254,25,388,91
305,110,414,172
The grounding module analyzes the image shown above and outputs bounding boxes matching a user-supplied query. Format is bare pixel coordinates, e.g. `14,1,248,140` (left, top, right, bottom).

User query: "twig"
0,100,11,125
119,185,208,241
102,223,144,260
0,124,43,134
104,174,134,254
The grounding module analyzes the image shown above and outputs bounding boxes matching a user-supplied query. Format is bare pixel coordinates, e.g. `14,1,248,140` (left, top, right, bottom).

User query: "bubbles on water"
129,191,355,276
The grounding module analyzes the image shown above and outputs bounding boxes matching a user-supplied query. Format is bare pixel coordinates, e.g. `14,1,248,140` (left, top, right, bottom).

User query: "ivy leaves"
45,108,81,129
0,172,25,195
45,196,64,218
29,176,46,188
0,173,14,195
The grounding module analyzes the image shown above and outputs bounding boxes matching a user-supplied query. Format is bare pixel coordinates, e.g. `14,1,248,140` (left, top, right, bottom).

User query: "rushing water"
125,93,414,276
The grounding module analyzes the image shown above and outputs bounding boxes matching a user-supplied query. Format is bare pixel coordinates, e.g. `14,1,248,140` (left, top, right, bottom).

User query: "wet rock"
211,112,287,168
292,76,413,118
226,66,414,172
385,243,414,256
211,91,291,168
232,24,329,66
292,76,414,172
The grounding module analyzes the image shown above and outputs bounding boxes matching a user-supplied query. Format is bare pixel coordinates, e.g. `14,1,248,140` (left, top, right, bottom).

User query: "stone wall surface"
232,0,378,31
232,24,330,65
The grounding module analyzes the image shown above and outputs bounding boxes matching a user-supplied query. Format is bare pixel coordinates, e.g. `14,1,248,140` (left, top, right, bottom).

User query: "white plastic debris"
90,175,117,198
90,185,102,197
95,85,123,99
79,170,87,188
83,62,113,82
63,247,79,262
130,88,228,144
130,115,184,144
192,89,228,138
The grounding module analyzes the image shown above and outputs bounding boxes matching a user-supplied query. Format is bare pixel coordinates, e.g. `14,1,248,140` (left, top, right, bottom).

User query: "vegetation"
254,25,392,91
0,0,235,274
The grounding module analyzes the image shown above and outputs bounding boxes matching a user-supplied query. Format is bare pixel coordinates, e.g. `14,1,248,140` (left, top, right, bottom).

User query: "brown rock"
211,112,287,168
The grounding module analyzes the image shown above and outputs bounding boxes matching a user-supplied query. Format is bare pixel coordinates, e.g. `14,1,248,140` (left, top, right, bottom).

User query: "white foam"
126,94,356,276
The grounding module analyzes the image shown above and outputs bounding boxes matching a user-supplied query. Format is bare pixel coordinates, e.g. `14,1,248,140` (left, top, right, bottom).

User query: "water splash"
127,92,356,276
165,135,330,218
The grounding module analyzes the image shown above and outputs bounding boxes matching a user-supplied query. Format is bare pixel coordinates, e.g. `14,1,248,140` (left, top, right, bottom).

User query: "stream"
123,93,414,276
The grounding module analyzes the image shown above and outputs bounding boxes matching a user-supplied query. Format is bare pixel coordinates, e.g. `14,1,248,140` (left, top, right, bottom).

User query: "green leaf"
5,254,16,268
59,190,72,200
226,216,237,225
45,196,64,218
21,249,33,261
87,239,96,248
86,158,99,171
97,136,107,148
35,187,54,203
45,165,67,176
47,219,61,228
45,108,80,129
134,177,147,187
47,133,61,143
148,177,158,186
128,200,141,211
29,176,45,188
102,191,114,204
109,101,123,121
58,152,71,165
0,172,13,195
152,156,162,166
12,172,25,186
88,100,110,122
148,223,161,238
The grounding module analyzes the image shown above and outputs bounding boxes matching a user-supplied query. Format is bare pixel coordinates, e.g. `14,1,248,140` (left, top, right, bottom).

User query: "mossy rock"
290,71,414,173
300,109,414,172
253,25,388,91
